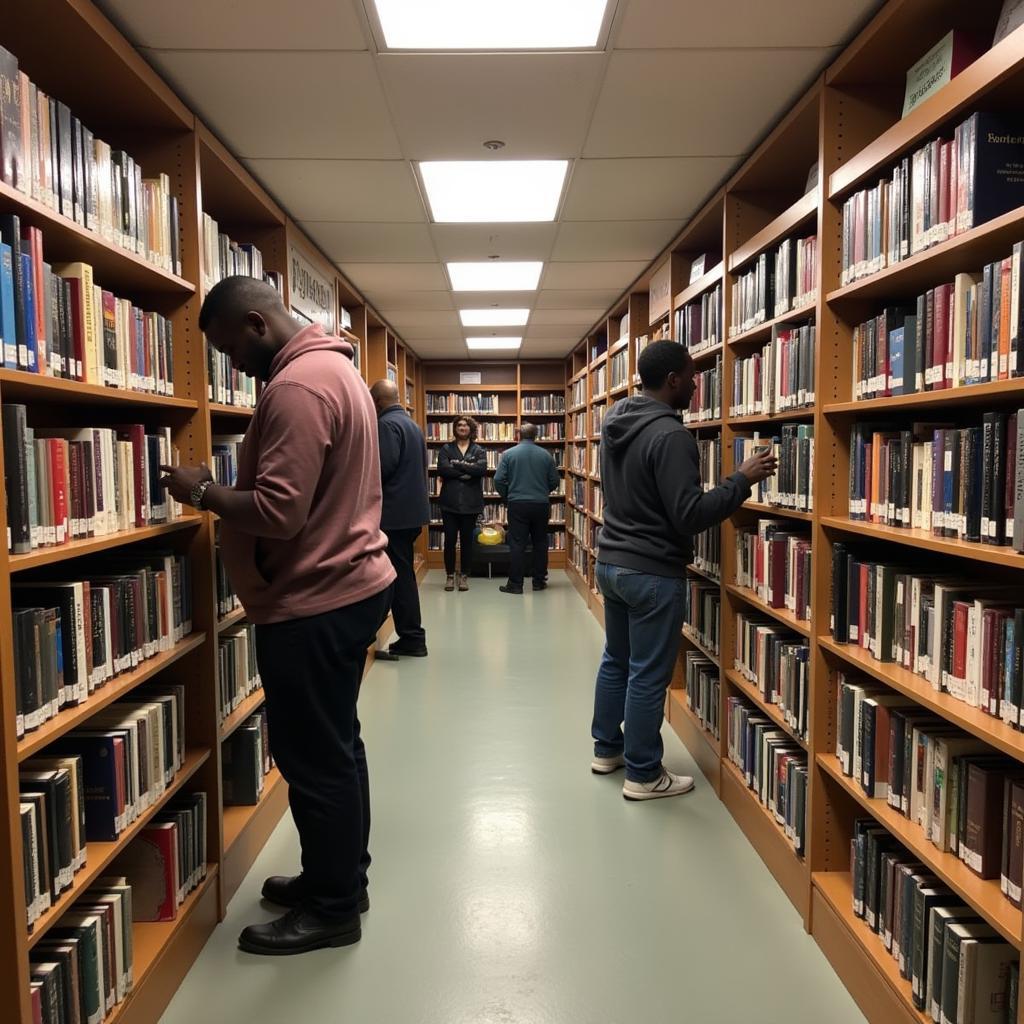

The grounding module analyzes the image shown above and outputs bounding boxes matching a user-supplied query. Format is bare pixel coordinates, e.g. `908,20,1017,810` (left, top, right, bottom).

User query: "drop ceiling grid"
98,0,882,358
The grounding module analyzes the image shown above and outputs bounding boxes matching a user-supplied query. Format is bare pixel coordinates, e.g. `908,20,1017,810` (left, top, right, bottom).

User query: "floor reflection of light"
466,798,535,850
458,882,542,958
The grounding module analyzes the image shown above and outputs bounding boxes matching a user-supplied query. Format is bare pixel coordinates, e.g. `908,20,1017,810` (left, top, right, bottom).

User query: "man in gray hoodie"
591,340,776,800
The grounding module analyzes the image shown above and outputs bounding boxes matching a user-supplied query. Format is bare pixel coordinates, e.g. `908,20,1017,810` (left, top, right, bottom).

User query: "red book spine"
65,277,85,382
68,440,82,539
859,564,870,651
933,283,951,390
112,735,126,829
952,601,969,684
769,539,786,608
47,439,68,545
23,226,47,373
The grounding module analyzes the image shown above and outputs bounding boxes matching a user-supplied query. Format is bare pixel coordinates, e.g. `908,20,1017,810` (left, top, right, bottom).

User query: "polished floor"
162,571,866,1024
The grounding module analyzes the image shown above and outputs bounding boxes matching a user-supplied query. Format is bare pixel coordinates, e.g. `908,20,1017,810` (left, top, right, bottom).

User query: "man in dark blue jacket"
371,380,430,657
592,341,776,800
494,423,561,594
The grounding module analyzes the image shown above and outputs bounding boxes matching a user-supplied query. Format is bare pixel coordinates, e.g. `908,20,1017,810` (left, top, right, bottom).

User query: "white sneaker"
591,754,626,775
622,770,695,801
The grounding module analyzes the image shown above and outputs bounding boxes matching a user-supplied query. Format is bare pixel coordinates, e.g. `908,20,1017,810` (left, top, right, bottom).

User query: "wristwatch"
191,479,213,509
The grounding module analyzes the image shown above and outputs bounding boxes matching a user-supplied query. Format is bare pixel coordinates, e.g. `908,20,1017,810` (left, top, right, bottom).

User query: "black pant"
441,510,476,574
255,585,392,920
384,527,425,646
507,501,550,589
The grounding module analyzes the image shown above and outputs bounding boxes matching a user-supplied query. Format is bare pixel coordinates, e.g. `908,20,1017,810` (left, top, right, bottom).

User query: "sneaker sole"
622,780,696,801
590,761,625,775
238,927,361,955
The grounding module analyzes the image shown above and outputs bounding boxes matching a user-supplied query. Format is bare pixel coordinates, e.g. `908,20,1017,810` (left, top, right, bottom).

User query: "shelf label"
289,242,336,333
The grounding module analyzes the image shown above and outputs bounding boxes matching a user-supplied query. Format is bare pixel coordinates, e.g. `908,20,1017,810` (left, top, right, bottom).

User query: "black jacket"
378,405,430,530
437,441,487,515
598,396,750,576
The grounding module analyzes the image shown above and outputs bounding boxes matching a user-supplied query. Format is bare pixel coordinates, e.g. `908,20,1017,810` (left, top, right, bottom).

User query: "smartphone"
752,444,772,455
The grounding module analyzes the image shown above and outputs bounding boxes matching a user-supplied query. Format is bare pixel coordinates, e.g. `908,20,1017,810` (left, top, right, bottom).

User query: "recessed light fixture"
460,309,530,327
466,337,522,351
420,161,568,223
448,261,543,291
372,0,610,50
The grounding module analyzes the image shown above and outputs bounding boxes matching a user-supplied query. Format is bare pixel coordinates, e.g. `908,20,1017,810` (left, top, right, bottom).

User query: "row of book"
590,442,600,478
425,392,501,414
569,445,587,475
849,817,1018,1023
218,624,260,725
691,526,721,581
685,652,719,739
215,543,241,620
210,433,244,488
570,411,586,439
521,394,565,414
200,213,282,296
591,363,607,398
20,683,187,929
840,111,1022,288
848,415,1024,550
696,436,723,492
728,234,817,338
735,520,812,622
682,354,722,424
675,283,723,354
852,264,1024,403
830,545,1024,727
590,482,603,519
223,709,273,806
726,695,807,854
734,425,814,512
730,323,816,418
3,407,183,555
571,477,586,507
734,611,809,740
0,46,182,275
2,216,176,394
425,420,518,441
569,377,586,409
683,577,720,655
591,403,607,435
610,346,629,392
12,555,192,739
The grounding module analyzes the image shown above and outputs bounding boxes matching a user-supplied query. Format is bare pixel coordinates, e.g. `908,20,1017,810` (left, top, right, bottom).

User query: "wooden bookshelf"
0,4,425,1019
561,7,1024,1021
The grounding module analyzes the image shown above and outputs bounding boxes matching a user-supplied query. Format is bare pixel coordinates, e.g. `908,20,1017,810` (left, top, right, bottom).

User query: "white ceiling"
98,0,881,360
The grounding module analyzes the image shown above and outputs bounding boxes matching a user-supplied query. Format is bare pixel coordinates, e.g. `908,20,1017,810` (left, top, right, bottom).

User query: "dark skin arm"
158,463,258,521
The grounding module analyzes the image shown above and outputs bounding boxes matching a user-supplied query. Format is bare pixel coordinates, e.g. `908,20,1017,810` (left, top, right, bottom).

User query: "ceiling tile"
142,50,401,159
405,339,470,359
529,309,607,326
614,0,881,48
304,222,436,262
448,290,540,310
535,289,622,309
377,310,461,330
562,158,733,221
339,263,449,292
364,291,455,311
99,0,368,49
551,220,683,262
525,324,593,341
430,224,557,262
584,49,833,158
541,262,647,290
378,53,605,160
244,160,424,222
520,337,578,358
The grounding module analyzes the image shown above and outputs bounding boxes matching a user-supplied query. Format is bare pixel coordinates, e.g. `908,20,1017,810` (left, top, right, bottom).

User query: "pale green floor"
161,571,866,1024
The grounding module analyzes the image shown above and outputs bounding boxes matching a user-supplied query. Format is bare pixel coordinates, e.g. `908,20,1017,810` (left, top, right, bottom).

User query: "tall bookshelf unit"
422,361,567,570
564,3,1024,1020
0,3,422,1020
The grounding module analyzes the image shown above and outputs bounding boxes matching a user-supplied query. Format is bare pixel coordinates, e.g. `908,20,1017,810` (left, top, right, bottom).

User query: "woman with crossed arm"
436,415,487,591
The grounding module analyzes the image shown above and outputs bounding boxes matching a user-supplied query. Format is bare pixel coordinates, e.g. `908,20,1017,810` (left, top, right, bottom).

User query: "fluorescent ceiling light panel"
420,161,568,223
448,262,543,291
466,337,522,351
372,0,609,49
459,308,530,327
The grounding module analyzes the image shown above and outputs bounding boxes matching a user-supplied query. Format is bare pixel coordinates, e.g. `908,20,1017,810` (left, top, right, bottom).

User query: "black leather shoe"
499,585,523,595
261,875,370,913
238,907,361,955
532,581,547,591
388,641,428,657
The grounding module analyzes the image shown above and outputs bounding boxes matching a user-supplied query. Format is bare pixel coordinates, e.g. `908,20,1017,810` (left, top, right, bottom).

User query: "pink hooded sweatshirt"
218,323,396,624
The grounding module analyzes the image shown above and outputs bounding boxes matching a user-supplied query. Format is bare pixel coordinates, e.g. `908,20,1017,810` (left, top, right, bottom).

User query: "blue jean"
591,562,687,783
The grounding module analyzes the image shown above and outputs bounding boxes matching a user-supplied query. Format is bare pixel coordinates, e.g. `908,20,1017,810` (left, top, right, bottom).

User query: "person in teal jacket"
493,423,560,594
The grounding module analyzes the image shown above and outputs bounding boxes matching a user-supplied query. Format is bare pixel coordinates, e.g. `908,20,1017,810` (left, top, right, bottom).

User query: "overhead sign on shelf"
289,242,336,332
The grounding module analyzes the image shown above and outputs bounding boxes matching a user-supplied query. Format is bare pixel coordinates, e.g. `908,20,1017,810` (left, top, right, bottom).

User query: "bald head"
370,379,401,413
520,422,538,441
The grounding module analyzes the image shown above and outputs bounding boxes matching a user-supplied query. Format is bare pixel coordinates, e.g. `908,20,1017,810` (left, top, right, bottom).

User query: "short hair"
199,275,286,332
519,422,538,441
638,340,692,389
452,415,478,441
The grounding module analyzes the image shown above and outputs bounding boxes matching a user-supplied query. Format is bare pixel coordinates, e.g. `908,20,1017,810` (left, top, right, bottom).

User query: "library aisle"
161,572,864,1024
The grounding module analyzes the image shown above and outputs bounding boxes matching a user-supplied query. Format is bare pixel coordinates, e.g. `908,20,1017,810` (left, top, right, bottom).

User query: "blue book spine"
19,251,37,372
889,327,905,396
942,435,955,534
0,242,16,368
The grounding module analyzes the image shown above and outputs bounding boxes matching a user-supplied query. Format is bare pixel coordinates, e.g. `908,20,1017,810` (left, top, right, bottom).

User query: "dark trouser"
507,500,550,589
384,527,425,646
591,563,686,782
441,511,476,574
255,585,392,920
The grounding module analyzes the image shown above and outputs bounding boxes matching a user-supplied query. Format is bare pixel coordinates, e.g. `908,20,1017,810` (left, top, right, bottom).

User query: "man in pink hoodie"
161,276,395,956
